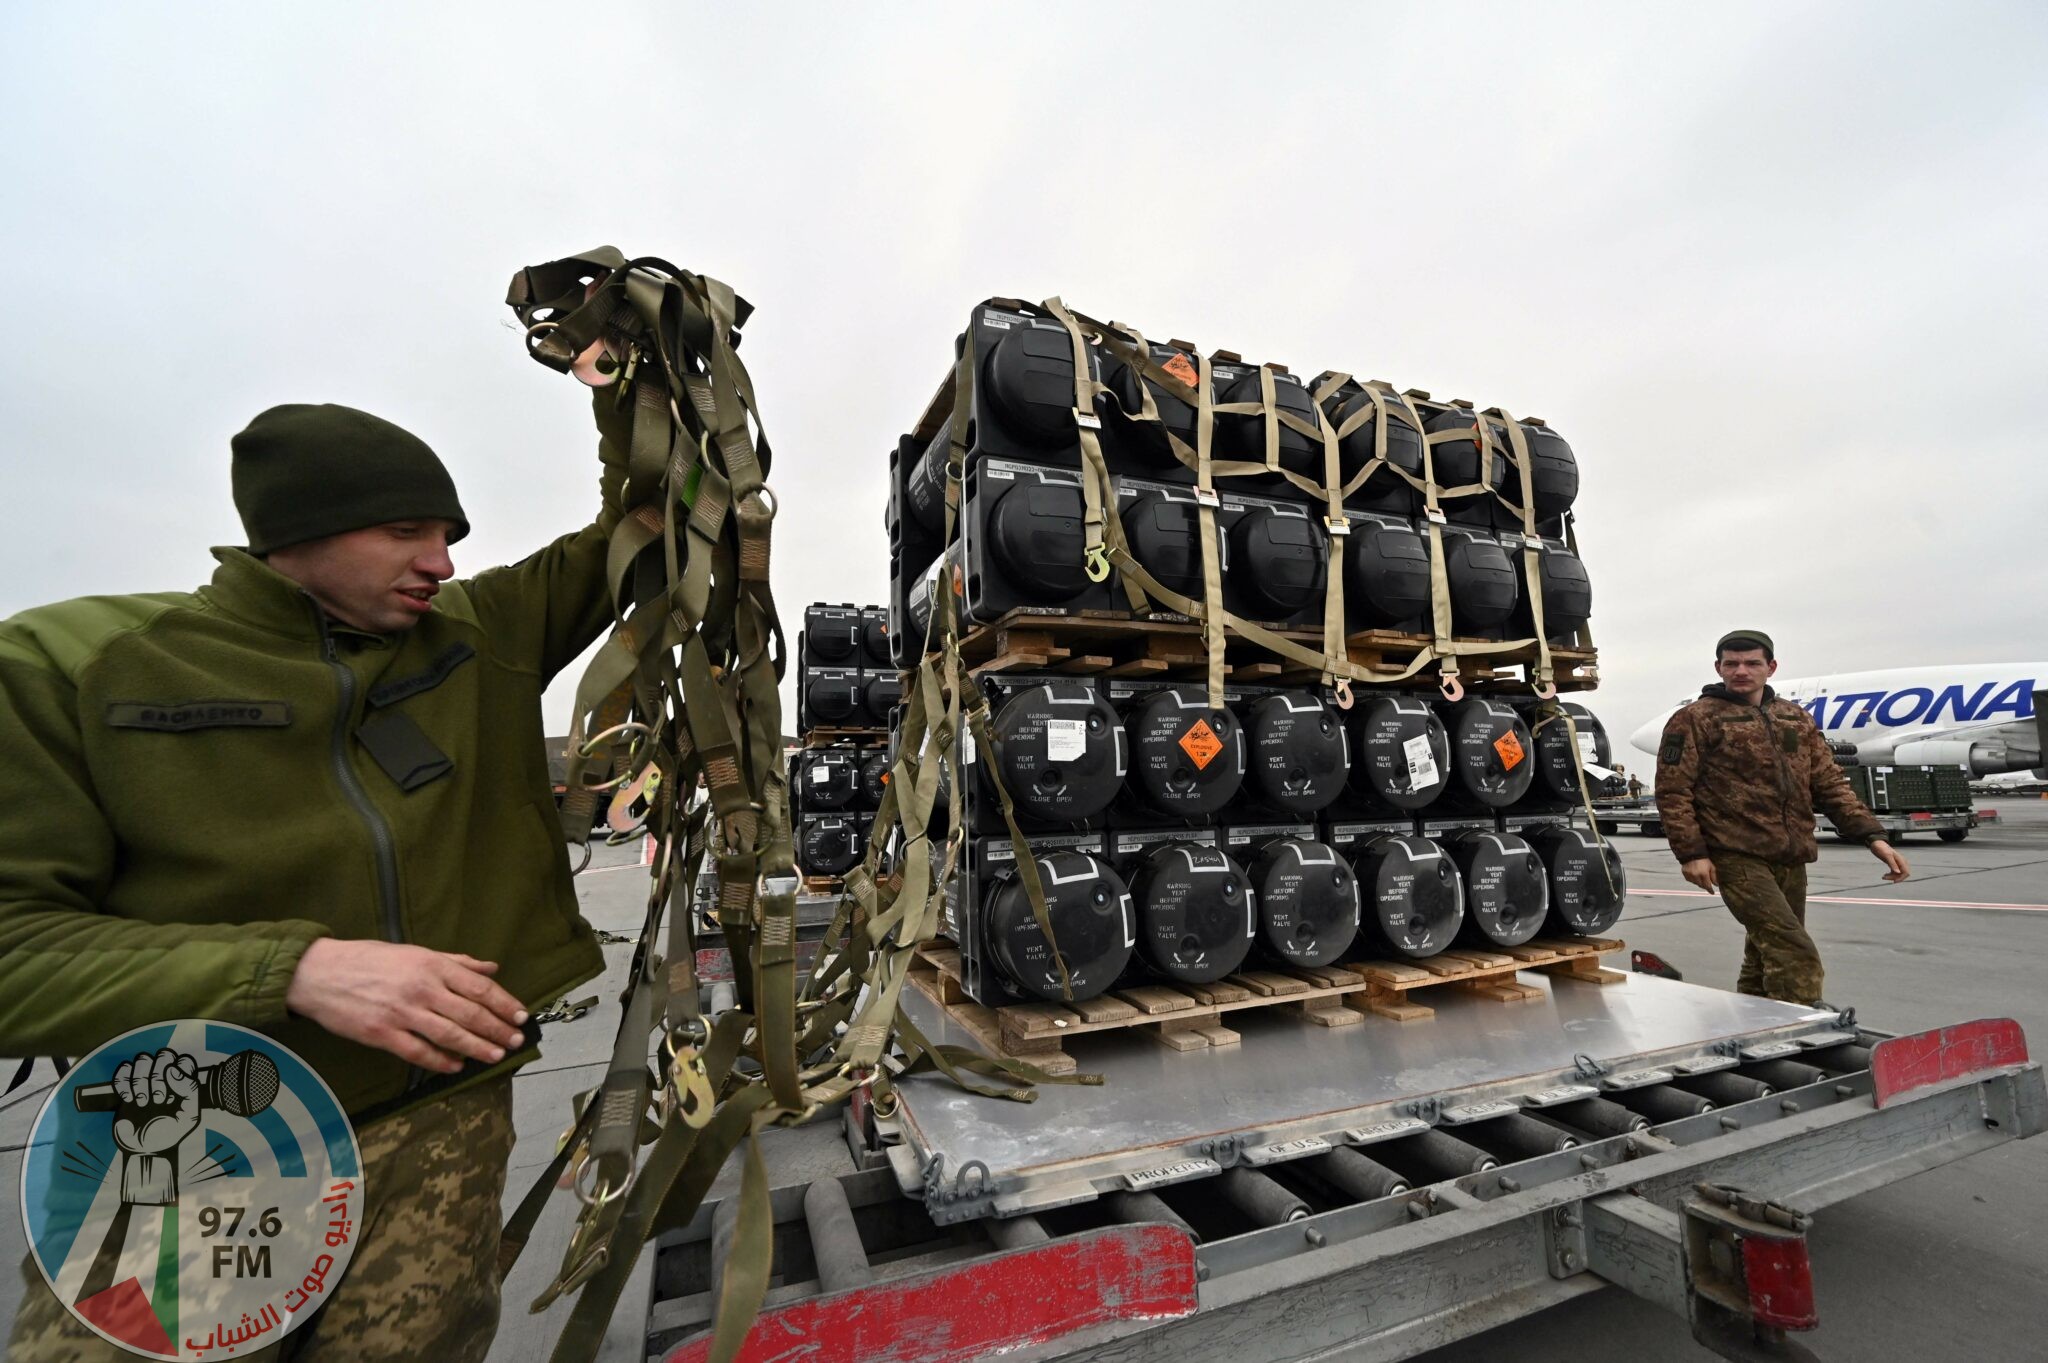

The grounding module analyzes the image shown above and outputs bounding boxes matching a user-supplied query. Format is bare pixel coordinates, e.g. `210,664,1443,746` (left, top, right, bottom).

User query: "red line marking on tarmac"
1631,887,2048,913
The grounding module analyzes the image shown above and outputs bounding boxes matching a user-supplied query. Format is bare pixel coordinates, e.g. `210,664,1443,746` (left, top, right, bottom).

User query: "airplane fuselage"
1630,664,2045,778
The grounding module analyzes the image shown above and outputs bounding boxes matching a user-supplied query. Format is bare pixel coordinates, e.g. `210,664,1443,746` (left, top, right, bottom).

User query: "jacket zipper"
315,612,425,1092
1757,701,1799,858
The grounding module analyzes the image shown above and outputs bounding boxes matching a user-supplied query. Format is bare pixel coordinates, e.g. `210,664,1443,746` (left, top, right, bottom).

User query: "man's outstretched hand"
1871,839,1911,883
286,939,528,1074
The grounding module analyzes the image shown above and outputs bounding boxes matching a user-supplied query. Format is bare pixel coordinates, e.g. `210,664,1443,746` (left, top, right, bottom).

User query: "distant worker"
1626,774,1645,799
0,391,629,1359
1654,630,1909,1005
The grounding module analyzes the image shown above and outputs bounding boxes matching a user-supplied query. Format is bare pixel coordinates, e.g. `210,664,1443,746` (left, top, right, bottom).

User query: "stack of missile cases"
883,301,1623,1007
792,603,899,882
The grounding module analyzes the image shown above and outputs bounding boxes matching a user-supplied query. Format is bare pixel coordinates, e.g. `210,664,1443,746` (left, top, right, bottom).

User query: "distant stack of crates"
793,603,899,883
882,299,1623,1008
1840,763,1973,814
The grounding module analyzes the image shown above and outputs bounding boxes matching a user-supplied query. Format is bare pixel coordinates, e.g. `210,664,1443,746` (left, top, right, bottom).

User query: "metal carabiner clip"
660,1029,716,1130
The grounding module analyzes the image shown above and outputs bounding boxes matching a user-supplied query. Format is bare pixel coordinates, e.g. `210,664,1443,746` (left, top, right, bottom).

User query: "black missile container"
860,606,893,669
1119,834,1256,984
791,746,861,814
965,676,1127,834
1523,701,1611,811
1111,681,1247,825
1222,822,1362,970
1211,358,1327,490
900,304,1104,538
959,832,1134,1004
1505,534,1592,646
1328,820,1466,959
1440,827,1550,949
1341,694,1451,815
1314,375,1425,517
1238,687,1351,817
1440,698,1537,810
1345,512,1432,633
1526,824,1629,937
798,813,864,879
1438,525,1520,639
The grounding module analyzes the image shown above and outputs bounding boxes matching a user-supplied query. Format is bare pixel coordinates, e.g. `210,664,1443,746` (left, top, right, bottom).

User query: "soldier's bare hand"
285,939,529,1074
1872,840,1910,883
1680,857,1719,893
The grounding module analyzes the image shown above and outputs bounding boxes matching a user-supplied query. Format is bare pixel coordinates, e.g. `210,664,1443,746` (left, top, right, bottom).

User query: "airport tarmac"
3,803,2044,1360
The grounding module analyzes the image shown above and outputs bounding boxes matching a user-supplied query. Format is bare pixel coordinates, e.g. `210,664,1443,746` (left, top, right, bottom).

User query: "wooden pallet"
907,937,1625,1073
1350,936,1626,1021
803,726,889,747
935,607,1596,693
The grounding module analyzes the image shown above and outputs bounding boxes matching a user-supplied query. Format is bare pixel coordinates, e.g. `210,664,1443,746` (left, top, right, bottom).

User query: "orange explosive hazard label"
1493,730,1525,770
1160,351,1198,387
1179,718,1225,769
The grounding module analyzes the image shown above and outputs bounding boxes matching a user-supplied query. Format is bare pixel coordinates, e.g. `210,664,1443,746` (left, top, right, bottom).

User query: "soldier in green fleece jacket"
2,397,626,1360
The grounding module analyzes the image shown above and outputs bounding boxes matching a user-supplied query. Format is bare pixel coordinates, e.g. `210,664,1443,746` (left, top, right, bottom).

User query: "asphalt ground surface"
5,802,2044,1360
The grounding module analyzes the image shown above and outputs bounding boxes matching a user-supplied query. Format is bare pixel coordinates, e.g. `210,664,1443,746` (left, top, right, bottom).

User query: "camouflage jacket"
1655,684,1884,865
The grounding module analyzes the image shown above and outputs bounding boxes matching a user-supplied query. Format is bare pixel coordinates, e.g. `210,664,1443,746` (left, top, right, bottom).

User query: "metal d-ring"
572,1156,628,1210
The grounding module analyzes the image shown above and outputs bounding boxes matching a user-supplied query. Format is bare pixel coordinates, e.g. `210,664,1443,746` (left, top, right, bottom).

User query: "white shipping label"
1577,733,1598,761
1044,718,1089,762
1402,734,1439,788
961,732,976,766
810,768,830,784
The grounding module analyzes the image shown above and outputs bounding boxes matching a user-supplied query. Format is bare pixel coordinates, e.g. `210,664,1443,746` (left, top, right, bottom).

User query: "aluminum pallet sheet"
888,972,1842,1213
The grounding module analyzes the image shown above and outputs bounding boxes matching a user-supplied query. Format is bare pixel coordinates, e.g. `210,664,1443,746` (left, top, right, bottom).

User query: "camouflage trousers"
10,1077,515,1363
1716,851,1822,1005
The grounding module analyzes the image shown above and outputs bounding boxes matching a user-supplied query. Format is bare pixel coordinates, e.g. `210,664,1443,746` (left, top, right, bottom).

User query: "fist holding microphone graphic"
73,1047,280,1205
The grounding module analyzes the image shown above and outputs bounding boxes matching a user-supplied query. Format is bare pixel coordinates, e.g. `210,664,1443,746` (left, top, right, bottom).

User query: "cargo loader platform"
880,970,1867,1222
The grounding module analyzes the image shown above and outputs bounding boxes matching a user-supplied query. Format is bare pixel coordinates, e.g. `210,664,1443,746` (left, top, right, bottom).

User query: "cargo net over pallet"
793,601,903,888
879,295,1631,1020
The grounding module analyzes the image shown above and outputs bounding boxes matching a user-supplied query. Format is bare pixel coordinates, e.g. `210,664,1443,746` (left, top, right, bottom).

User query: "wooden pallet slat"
908,936,1626,1065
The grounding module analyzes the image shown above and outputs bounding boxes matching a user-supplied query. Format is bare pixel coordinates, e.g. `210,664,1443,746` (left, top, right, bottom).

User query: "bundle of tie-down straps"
491,251,1086,1363
1026,296,1599,707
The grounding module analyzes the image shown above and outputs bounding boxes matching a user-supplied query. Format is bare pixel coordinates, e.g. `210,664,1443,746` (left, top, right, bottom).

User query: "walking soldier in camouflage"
1654,630,1910,1005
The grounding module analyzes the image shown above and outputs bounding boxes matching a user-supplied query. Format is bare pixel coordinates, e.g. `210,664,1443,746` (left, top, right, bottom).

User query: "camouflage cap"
1716,629,1775,658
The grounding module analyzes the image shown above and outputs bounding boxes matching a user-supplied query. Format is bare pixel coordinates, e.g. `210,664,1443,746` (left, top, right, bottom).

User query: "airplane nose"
1629,715,1665,756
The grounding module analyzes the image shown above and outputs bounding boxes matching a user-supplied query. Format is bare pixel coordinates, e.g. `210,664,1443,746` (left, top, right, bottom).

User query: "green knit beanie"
231,403,470,555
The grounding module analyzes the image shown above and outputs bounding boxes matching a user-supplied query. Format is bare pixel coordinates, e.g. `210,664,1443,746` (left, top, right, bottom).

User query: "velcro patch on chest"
105,700,292,731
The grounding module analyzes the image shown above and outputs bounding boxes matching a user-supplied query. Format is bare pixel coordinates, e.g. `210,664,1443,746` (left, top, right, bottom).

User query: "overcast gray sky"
4,2,2044,753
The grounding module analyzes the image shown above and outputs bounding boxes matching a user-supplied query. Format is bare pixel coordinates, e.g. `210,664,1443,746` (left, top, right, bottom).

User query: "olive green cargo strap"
1529,700,1620,895
502,250,815,1363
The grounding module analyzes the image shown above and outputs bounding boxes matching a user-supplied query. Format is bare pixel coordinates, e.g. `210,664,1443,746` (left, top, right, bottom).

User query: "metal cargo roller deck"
883,971,1866,1219
627,965,2043,1363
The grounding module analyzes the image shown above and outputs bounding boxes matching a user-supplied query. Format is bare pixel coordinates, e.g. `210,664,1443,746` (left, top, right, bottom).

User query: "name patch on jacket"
105,701,292,731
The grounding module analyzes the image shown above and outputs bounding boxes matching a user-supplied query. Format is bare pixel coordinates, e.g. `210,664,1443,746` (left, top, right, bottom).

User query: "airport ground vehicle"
617,917,2045,1363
